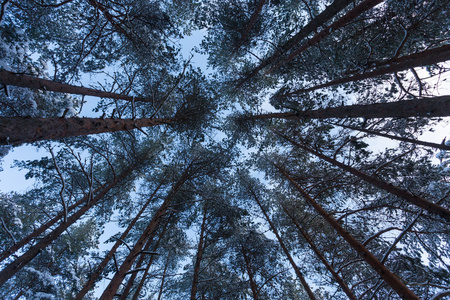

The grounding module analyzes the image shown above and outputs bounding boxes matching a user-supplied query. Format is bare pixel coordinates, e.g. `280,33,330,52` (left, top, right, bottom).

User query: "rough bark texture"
280,203,357,300
244,96,450,120
75,182,163,300
267,0,384,74
0,70,152,102
98,167,192,300
251,190,317,300
278,133,450,221
0,166,134,287
0,116,175,145
334,122,450,151
282,44,450,95
275,164,419,300
237,0,353,86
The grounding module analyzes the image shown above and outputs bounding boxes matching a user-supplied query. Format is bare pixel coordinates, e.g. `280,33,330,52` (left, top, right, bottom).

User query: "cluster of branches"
0,0,449,299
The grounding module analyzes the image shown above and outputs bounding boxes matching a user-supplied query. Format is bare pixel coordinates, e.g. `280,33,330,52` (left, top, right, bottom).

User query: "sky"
0,12,449,299
0,29,211,194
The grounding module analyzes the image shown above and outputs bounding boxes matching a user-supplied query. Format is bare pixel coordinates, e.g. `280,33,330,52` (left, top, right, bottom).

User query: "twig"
370,146,416,177
410,67,423,97
49,147,68,223
0,217,16,244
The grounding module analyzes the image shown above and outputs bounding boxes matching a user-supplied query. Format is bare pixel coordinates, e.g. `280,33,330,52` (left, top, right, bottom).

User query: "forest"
0,0,449,299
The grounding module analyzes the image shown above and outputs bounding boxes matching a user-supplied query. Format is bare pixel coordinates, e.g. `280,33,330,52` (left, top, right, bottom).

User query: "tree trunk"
0,70,153,103
276,132,450,221
98,166,192,300
236,0,266,48
0,185,104,263
242,247,259,300
190,206,208,300
282,44,450,95
0,116,176,145
266,0,384,74
237,0,353,86
0,165,134,287
119,230,158,299
280,203,357,300
75,181,163,300
157,253,171,300
131,216,172,300
274,163,419,300
250,190,317,300
243,96,450,121
332,122,450,151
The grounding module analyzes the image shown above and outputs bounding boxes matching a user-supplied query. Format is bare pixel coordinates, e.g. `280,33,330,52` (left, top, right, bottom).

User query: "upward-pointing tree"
278,45,450,96
0,162,136,287
1,0,449,298
240,174,317,300
273,162,419,300
236,0,355,86
0,116,178,145
0,70,156,103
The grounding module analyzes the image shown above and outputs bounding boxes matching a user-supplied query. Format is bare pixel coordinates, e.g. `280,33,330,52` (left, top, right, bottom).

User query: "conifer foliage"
0,0,449,299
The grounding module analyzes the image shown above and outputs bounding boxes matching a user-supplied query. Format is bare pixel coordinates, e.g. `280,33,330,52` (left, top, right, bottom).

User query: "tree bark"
332,122,450,151
0,165,134,287
282,44,450,96
237,0,353,86
98,165,193,300
266,0,384,74
0,185,104,263
119,229,158,299
98,198,169,299
242,246,259,300
250,190,317,300
274,163,419,300
280,203,357,300
276,132,450,221
190,206,208,300
157,253,171,300
131,216,172,300
243,96,450,121
236,0,266,48
75,181,163,300
0,116,176,145
0,70,153,103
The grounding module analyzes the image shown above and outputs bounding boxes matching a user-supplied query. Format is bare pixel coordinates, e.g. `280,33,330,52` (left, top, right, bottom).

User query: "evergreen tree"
0,0,449,299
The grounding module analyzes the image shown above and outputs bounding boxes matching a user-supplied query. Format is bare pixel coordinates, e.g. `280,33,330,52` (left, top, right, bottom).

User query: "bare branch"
49,147,68,223
0,217,16,244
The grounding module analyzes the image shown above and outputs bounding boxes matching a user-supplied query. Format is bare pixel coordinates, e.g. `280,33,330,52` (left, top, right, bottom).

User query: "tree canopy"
0,0,449,299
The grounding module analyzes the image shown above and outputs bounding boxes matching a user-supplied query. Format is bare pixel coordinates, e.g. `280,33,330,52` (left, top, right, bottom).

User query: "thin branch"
381,211,422,263
370,146,416,177
394,72,416,98
125,268,147,275
0,217,16,244
362,227,403,246
49,147,68,223
410,67,423,97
